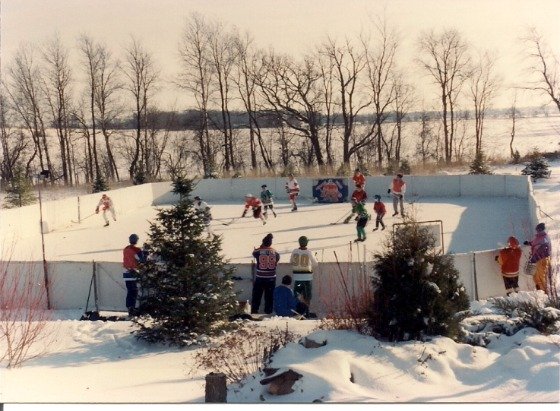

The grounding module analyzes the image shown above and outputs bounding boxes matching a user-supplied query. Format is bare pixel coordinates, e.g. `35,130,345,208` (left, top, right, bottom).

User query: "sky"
2,0,560,109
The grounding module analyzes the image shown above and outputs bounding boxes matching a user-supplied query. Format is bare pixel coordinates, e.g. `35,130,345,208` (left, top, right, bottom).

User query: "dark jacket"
273,285,298,316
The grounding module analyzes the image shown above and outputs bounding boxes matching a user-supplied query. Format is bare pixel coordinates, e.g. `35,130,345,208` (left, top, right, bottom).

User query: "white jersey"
286,178,299,192
290,248,318,281
194,200,209,213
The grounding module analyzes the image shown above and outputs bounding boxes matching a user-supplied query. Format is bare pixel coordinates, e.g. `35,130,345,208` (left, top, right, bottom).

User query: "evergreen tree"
133,177,238,346
4,166,36,208
468,151,492,175
368,218,469,341
92,175,109,193
521,153,550,181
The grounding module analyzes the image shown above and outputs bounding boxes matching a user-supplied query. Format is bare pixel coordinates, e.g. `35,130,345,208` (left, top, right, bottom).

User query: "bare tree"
416,109,438,166
94,45,122,181
418,29,471,164
78,35,102,181
5,45,54,180
178,13,216,177
507,91,520,160
468,50,500,154
390,73,415,163
522,28,560,112
207,21,238,172
0,92,29,184
322,36,371,165
363,20,399,168
234,33,273,170
40,34,74,185
255,51,325,167
122,37,159,182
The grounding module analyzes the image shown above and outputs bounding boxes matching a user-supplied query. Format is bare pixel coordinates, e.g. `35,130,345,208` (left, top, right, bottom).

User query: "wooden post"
205,372,227,403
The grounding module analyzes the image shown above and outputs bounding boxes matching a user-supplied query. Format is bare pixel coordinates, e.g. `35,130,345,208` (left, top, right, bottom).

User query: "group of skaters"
344,169,407,242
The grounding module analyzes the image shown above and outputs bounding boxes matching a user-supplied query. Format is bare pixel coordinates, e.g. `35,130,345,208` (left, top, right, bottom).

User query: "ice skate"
372,227,379,231
392,212,398,217
104,222,110,227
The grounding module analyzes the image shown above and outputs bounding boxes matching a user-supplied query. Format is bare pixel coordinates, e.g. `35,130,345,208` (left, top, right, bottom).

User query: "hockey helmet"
194,196,201,201
245,193,253,198
129,234,139,245
507,236,519,248
298,236,309,247
261,184,267,188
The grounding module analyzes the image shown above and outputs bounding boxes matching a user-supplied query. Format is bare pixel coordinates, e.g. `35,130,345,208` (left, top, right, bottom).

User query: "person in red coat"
372,195,386,231
495,236,522,296
242,194,266,225
352,168,366,188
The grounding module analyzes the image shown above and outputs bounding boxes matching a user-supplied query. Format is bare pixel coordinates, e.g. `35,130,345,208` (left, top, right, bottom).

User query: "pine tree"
468,151,492,175
133,177,238,346
92,175,109,193
368,218,469,342
4,166,37,208
521,153,550,181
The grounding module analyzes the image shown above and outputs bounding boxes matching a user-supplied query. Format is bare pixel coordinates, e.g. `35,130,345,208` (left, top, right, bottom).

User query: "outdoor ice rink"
8,196,530,264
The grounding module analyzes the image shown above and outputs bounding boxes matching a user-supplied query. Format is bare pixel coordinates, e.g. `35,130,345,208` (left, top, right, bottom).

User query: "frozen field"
8,196,530,263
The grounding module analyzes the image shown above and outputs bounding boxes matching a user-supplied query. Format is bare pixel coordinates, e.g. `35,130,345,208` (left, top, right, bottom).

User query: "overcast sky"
2,0,560,110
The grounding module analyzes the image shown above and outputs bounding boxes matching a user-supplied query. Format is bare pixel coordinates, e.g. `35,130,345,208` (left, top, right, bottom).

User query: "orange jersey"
391,178,406,194
353,173,365,187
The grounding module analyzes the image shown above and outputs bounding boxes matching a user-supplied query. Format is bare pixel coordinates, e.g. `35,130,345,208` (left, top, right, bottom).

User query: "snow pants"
534,257,550,293
251,277,276,314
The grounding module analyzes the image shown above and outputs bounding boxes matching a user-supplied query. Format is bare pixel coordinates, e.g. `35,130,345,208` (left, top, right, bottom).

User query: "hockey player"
495,236,522,296
95,193,116,227
290,235,318,307
193,196,212,233
242,194,266,225
123,234,147,316
260,184,277,218
285,174,300,211
352,168,366,188
388,173,406,217
344,184,368,224
372,194,386,231
354,202,370,242
251,233,280,314
524,223,551,293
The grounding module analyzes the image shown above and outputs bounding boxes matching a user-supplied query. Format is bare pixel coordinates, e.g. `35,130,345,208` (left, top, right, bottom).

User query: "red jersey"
123,245,143,271
374,201,386,215
351,189,367,203
244,197,262,209
353,173,365,187
498,247,522,276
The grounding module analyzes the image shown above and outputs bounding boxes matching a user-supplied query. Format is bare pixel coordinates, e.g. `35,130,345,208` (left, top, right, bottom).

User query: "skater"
354,202,370,242
242,194,266,225
495,236,522,296
352,168,366,188
193,196,212,233
123,234,146,316
251,233,280,314
95,193,116,227
524,223,552,293
273,275,309,318
290,236,318,307
285,174,300,211
260,185,277,218
388,173,406,217
344,185,368,224
372,195,386,231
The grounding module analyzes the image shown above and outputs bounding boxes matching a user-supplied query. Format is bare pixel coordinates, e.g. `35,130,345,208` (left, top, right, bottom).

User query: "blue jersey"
260,189,274,205
252,247,280,278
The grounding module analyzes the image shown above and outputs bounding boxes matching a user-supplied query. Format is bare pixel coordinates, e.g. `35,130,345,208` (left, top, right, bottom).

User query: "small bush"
521,152,550,181
192,324,299,384
4,166,36,208
468,152,492,175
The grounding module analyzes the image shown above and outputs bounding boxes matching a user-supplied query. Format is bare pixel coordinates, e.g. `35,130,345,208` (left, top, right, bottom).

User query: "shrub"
4,166,36,208
521,151,550,181
368,217,470,341
468,152,492,175
192,324,299,384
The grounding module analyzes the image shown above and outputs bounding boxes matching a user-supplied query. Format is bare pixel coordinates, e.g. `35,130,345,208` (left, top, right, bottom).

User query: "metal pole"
37,175,51,310
93,261,99,312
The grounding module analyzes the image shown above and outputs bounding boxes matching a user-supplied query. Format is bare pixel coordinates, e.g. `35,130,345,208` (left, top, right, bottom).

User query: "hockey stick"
330,210,353,225
221,217,238,226
71,212,96,224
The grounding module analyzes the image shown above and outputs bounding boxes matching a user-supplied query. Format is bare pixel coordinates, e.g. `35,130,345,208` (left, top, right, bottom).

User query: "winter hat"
281,275,292,285
507,236,519,248
129,234,139,245
374,194,381,201
396,173,403,178
194,196,201,201
536,223,546,232
262,233,273,247
261,184,267,188
298,236,309,247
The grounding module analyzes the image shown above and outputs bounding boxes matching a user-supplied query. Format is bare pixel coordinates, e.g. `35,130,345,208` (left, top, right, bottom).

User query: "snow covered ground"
1,163,559,409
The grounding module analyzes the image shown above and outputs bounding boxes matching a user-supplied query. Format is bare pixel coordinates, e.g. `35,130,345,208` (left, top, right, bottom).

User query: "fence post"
205,372,227,403
472,252,479,301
